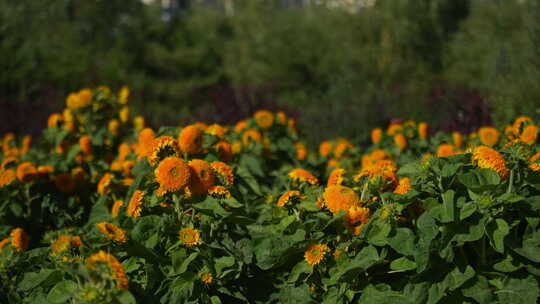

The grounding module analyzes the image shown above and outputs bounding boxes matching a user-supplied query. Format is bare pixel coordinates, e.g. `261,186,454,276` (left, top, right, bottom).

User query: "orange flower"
277,190,301,207
0,169,16,187
87,251,129,290
136,128,155,158
127,190,145,217
288,168,319,185
437,144,459,157
478,127,499,147
327,168,345,186
47,113,63,128
155,157,191,196
242,129,262,146
199,272,213,284
452,132,463,148
334,140,352,159
179,228,201,246
304,244,330,266
472,146,509,179
214,140,233,162
418,122,429,139
513,116,533,134
188,159,215,195
211,161,234,186
254,110,274,129
277,111,287,124
232,141,242,154
387,123,403,135
394,177,411,195
345,206,371,235
393,134,407,150
0,238,10,252
21,136,31,155
149,136,180,166
295,142,307,161
55,173,76,193
209,185,231,198
319,141,333,157
97,172,114,195
234,120,248,133
205,124,228,137
51,235,77,255
111,200,124,218
323,185,360,214
178,125,203,155
96,222,128,243
520,125,538,145
361,149,391,168
371,128,383,144
354,160,398,189
79,136,92,154
10,228,29,252
108,119,120,137
1,156,18,170
16,162,37,183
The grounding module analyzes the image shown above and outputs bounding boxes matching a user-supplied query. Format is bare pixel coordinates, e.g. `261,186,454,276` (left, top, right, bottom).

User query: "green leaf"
513,231,540,263
239,154,264,177
459,202,477,220
328,245,379,284
273,284,311,304
46,281,77,303
462,275,493,304
288,261,312,283
390,257,417,271
487,218,509,253
458,168,500,191
18,269,61,291
215,256,235,277
388,228,416,256
440,190,456,223
174,252,198,275
86,196,109,225
359,284,412,304
497,275,539,304
116,291,137,304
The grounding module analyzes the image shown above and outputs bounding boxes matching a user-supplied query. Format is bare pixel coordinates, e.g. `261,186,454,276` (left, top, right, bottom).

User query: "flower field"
1,87,540,304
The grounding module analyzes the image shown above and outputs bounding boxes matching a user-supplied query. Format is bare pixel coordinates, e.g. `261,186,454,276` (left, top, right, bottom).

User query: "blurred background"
1,0,540,145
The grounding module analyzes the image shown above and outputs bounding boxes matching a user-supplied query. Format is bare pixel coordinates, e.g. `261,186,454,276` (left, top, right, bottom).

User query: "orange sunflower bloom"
354,160,398,190
0,169,16,187
199,272,213,284
472,146,509,179
149,136,180,166
208,185,231,198
437,144,459,157
10,228,29,252
295,142,307,161
234,120,248,133
136,128,155,159
214,140,233,163
254,110,274,129
345,206,371,235
211,161,234,186
394,177,411,195
327,168,346,186
155,157,191,196
178,125,203,155
205,124,228,137
393,134,407,150
520,125,538,145
276,190,301,207
323,185,360,214
418,122,429,139
179,228,201,246
111,200,124,218
478,127,499,147
188,159,215,195
319,141,333,157
96,222,128,243
371,128,383,144
87,251,129,290
304,244,330,266
127,190,145,217
289,168,319,186
79,136,92,154
452,132,463,148
97,172,114,195
16,162,37,183
242,129,262,146
529,153,540,171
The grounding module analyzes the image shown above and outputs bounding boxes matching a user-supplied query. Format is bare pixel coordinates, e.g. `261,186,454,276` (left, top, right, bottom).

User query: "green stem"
506,169,514,194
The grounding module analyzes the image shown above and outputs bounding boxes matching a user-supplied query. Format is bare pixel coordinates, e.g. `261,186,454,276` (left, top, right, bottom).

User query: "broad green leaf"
440,190,456,223
18,269,61,291
288,260,311,283
487,218,509,253
390,257,417,271
497,275,539,304
215,256,235,277
462,275,493,304
174,252,198,275
46,281,77,303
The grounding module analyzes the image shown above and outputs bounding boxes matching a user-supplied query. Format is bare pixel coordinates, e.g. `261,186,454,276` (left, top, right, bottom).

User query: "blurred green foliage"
1,0,539,144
